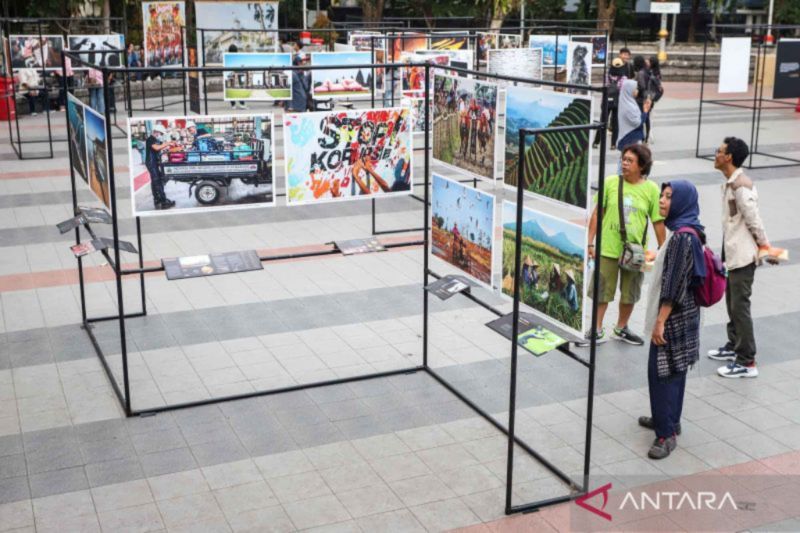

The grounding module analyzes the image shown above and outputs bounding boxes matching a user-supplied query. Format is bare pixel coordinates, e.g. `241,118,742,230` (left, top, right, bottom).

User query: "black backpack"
649,75,664,102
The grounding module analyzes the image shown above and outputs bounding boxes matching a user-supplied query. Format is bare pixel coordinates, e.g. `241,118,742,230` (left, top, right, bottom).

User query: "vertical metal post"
505,128,527,514
422,62,431,369
102,69,132,416
748,38,761,168
136,216,147,316
370,35,376,108
62,51,88,324
695,37,708,158
583,88,607,492
181,27,187,116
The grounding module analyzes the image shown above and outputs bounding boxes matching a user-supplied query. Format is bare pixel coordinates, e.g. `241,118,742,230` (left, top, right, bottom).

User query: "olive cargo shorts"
589,255,644,304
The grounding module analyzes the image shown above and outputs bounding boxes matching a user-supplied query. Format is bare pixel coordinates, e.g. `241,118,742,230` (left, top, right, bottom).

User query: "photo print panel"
283,107,413,206
570,35,608,66
431,173,496,287
566,40,592,90
477,32,522,62
391,32,428,60
84,106,111,211
416,49,474,77
528,34,567,68
311,52,373,99
401,96,430,135
8,35,64,70
501,201,587,335
195,1,279,65
504,85,592,210
432,73,499,182
487,48,543,86
67,93,88,184
142,2,185,68
223,53,291,101
773,39,800,99
128,113,276,217
400,51,449,98
430,32,470,51
349,32,387,91
67,34,125,69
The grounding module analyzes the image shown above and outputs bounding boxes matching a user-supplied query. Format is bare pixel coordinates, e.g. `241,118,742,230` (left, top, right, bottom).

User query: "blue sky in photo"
311,52,372,84
432,174,494,243
505,86,577,124
223,52,291,68
85,107,106,145
503,201,584,250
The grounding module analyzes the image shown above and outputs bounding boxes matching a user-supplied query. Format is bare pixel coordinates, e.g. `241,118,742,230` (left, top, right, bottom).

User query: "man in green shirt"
582,144,666,345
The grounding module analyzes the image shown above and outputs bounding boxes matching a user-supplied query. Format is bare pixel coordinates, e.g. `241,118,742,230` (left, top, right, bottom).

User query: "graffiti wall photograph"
283,107,413,205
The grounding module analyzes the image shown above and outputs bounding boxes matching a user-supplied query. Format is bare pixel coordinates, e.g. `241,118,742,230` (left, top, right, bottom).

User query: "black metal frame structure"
63,49,606,515
0,16,126,159
695,24,800,169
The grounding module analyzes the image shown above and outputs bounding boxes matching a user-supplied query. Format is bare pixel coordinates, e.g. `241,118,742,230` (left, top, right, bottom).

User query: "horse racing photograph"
431,173,495,286
432,73,498,181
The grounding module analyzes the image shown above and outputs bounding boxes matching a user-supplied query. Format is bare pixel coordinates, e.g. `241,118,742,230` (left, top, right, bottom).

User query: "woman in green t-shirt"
582,144,666,346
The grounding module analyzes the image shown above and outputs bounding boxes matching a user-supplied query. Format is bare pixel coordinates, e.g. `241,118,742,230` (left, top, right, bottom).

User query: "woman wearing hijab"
616,79,651,151
640,180,706,459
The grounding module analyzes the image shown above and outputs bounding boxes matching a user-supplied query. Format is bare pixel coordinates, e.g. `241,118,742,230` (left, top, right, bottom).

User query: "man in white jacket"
708,137,772,378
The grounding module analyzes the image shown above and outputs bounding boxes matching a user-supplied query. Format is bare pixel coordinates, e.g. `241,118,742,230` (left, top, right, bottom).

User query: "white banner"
718,37,751,93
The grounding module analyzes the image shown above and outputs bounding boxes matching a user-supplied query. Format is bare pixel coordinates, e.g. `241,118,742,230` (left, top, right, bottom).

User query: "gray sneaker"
648,436,677,460
575,327,608,347
613,326,645,346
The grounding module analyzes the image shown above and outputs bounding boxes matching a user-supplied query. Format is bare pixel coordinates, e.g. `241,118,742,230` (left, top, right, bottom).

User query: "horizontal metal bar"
373,227,426,235
120,239,423,276
426,269,504,317
508,494,578,515
132,366,425,416
436,66,604,94
425,367,583,490
556,346,591,368
86,311,147,324
521,122,605,135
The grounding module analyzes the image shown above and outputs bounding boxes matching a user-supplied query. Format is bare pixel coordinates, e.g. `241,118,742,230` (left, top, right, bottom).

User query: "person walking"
640,180,705,459
618,47,635,79
708,137,774,378
644,56,664,144
87,67,104,114
616,79,651,151
599,56,629,150
582,143,666,345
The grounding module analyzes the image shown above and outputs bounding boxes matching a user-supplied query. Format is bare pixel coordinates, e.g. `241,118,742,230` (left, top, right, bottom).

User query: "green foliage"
775,0,800,25
502,229,584,331
526,0,567,21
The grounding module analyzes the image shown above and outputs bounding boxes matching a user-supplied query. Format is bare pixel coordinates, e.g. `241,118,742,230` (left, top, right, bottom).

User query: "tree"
688,0,702,42
360,0,386,24
596,0,616,33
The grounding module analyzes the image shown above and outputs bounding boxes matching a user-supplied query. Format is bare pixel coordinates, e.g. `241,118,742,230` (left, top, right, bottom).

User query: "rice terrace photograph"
432,73,498,181
502,201,586,332
223,52,291,101
431,174,495,286
504,85,591,209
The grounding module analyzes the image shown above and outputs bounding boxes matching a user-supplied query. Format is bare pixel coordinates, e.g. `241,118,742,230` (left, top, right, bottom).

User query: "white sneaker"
238,103,247,110
717,362,759,378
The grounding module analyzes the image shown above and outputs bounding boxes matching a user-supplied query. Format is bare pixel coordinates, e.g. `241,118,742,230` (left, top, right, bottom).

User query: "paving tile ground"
0,81,798,531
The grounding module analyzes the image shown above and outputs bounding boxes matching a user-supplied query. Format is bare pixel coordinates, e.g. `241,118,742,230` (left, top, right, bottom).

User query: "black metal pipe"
132,366,425,416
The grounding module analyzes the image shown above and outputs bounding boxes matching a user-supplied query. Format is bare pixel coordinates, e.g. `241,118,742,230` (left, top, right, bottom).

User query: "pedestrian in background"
641,180,705,459
616,79,652,151
645,56,664,144
709,137,775,378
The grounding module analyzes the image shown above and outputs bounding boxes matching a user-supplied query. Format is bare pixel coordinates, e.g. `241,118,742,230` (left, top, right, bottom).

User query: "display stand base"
424,274,472,300
486,311,576,357
333,237,387,255
162,250,263,280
